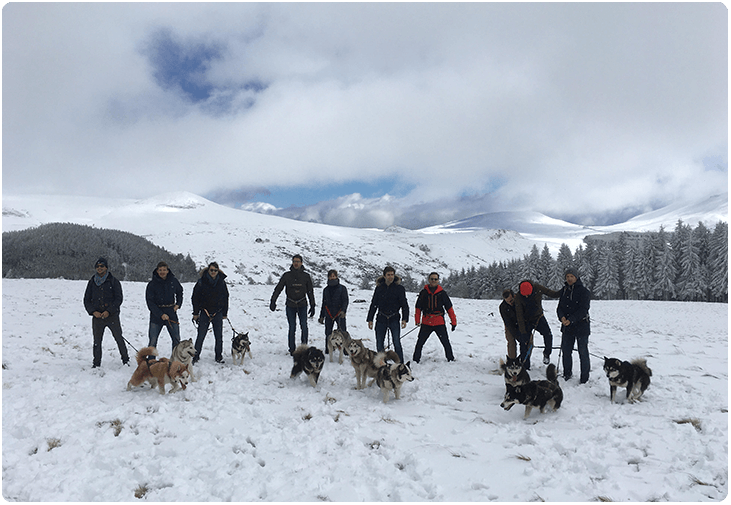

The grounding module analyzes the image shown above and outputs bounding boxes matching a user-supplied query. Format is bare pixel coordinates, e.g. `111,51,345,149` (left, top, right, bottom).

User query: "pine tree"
677,227,704,301
594,242,619,299
709,221,728,302
653,227,677,301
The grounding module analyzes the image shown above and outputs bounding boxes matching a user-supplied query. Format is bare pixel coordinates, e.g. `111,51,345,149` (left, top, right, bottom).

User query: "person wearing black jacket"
514,279,561,369
557,267,592,383
192,262,229,363
366,266,409,363
270,254,316,355
146,261,184,355
83,257,129,368
318,269,349,352
499,288,520,359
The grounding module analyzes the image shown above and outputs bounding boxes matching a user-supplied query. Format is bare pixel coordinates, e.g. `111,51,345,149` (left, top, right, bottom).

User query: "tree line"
2,223,198,282
441,220,728,303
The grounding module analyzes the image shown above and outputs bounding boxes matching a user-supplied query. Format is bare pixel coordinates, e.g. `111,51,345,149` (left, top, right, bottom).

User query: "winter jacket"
367,275,409,323
84,272,123,316
514,280,561,334
319,279,349,320
499,299,519,339
192,269,229,318
271,266,315,308
146,268,184,323
414,284,457,327
556,277,591,337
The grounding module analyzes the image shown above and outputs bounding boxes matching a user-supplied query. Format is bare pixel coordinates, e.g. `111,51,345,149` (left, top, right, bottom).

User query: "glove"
517,332,530,344
308,306,316,317
451,324,457,331
269,300,276,312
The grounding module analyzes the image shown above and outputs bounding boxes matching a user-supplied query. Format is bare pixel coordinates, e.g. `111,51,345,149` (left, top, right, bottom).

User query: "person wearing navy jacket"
412,272,457,363
146,261,184,355
366,266,409,363
318,269,349,352
192,262,229,364
557,267,592,383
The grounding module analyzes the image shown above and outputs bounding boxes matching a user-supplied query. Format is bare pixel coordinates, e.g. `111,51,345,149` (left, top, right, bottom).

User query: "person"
83,257,129,368
514,279,561,369
366,266,409,363
318,269,349,352
412,272,457,363
192,262,229,364
557,267,592,383
499,288,520,359
146,261,184,355
270,254,316,355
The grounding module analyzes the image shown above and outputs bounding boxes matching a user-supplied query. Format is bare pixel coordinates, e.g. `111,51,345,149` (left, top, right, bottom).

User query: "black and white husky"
327,329,350,364
290,345,325,387
231,331,252,366
372,353,414,403
499,356,531,387
603,357,652,403
501,364,563,418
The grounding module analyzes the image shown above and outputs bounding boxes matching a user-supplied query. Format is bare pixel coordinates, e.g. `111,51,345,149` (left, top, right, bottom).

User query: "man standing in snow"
83,257,129,368
318,269,349,352
412,272,457,363
514,279,561,369
366,266,409,363
146,261,184,355
270,254,316,355
499,288,520,359
557,267,591,383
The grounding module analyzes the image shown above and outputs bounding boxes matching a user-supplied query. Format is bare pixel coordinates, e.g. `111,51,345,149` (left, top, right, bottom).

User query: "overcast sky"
3,3,727,226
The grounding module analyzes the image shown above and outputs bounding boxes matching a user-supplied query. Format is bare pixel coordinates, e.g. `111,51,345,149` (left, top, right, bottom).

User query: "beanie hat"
95,257,108,268
565,267,580,279
519,281,533,296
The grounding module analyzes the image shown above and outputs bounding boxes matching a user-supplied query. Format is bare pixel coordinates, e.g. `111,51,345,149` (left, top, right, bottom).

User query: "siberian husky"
603,357,652,403
501,363,563,418
327,329,350,364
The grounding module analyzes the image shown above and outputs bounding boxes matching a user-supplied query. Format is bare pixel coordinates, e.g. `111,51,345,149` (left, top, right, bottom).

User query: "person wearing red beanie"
514,279,561,369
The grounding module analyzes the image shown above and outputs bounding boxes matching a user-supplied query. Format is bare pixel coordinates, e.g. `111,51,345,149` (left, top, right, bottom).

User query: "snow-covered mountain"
2,192,726,285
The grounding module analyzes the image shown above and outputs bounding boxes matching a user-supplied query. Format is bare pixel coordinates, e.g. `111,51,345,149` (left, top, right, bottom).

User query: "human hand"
318,317,324,325
162,314,170,321
308,306,315,317
401,320,407,329
451,324,457,331
368,321,373,330
269,301,276,312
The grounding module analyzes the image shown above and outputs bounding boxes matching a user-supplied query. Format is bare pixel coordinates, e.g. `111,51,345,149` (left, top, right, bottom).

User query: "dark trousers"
286,305,309,354
148,319,181,355
375,316,404,363
412,324,454,362
195,311,224,361
527,316,553,357
92,314,129,366
561,331,590,381
324,315,347,350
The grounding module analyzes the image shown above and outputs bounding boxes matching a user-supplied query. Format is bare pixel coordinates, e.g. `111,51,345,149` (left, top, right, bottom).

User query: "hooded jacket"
367,275,409,323
192,268,229,318
514,279,561,334
271,265,315,308
319,278,349,320
146,268,184,323
556,276,591,336
415,284,457,327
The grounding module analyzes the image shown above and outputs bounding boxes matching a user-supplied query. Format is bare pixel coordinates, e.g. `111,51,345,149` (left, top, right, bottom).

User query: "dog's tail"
546,363,558,385
374,350,400,367
632,358,652,377
136,346,159,365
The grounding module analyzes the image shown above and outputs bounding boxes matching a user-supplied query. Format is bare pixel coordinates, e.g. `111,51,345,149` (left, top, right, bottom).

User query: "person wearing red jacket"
412,272,457,363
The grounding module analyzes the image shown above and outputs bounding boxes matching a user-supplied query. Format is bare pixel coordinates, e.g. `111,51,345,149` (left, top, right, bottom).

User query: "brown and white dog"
127,346,190,395
373,353,414,403
347,338,399,390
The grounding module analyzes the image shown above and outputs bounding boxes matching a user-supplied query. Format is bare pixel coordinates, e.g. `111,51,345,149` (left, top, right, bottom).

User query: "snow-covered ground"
2,279,727,501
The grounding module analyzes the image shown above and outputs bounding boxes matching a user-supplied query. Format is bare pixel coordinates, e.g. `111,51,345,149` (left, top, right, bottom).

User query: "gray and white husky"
327,329,351,364
172,339,197,382
372,353,414,403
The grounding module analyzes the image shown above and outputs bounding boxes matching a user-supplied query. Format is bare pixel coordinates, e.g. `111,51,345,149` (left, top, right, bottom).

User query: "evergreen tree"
594,242,619,299
677,227,704,301
709,221,728,302
653,227,677,301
